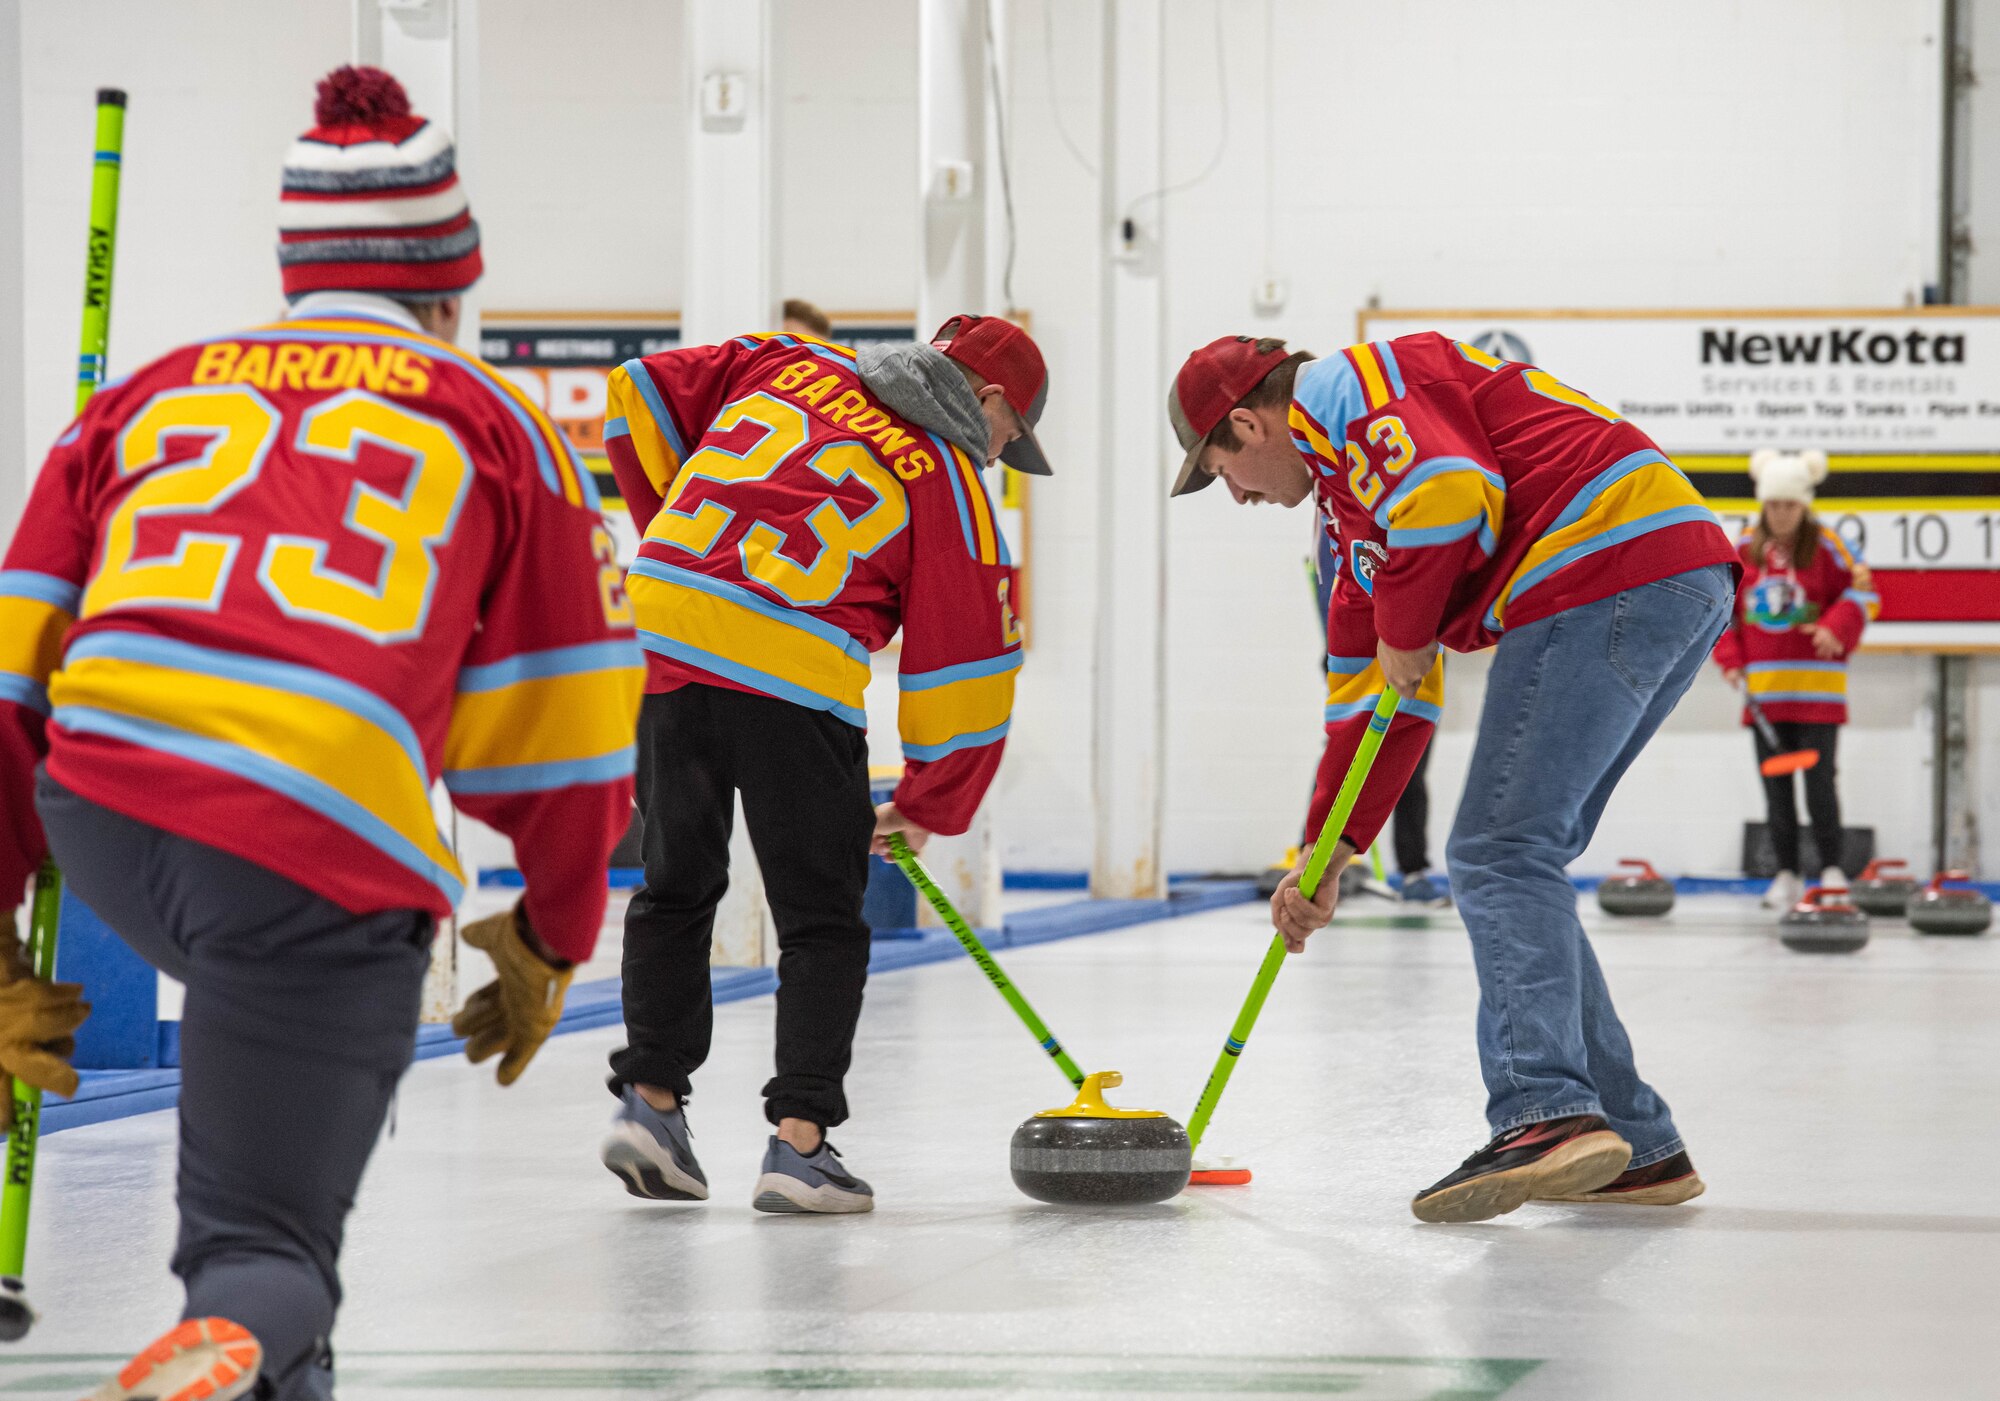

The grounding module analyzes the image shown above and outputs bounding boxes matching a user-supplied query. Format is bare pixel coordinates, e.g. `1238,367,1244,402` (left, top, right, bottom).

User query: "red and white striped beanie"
278,67,482,302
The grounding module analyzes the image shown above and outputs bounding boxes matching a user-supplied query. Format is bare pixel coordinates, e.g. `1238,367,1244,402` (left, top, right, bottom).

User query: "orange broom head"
1760,748,1820,777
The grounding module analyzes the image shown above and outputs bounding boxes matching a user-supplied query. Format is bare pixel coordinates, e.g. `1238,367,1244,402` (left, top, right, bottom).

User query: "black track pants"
610,685,875,1128
1754,721,1843,874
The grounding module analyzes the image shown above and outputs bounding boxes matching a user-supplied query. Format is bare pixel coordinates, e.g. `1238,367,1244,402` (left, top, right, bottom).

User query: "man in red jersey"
0,69,642,1400
1170,333,1738,1224
599,315,1050,1213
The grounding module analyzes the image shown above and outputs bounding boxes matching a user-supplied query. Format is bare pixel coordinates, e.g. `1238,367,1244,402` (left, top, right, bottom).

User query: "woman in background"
1714,450,1879,910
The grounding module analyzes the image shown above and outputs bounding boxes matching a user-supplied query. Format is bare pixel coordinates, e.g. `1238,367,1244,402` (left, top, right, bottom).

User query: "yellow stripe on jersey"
626,561,873,725
1745,663,1847,700
445,668,643,788
1288,405,1342,470
49,646,459,887
1381,464,1505,555
1347,343,1391,410
898,653,1021,762
1324,652,1445,726
606,365,684,498
0,596,74,694
949,443,1000,565
1487,452,1715,631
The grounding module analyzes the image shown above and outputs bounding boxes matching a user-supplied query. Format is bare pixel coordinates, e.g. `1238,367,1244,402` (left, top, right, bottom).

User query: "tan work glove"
0,931,89,1131
452,904,572,1087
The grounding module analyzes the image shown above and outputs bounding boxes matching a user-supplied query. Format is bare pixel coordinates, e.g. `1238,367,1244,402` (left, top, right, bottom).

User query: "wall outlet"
701,71,750,132
1253,276,1289,315
931,159,977,201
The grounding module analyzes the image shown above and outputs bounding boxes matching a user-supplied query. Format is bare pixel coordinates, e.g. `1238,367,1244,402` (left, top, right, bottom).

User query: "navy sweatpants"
37,774,431,1401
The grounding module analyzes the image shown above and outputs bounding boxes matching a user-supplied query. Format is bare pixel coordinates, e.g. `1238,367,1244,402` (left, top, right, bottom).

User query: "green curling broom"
886,833,1085,1089
1185,687,1404,1186
0,88,127,1344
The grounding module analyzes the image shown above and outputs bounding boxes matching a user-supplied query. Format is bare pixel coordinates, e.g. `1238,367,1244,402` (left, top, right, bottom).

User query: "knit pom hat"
278,66,482,303
1748,448,1830,505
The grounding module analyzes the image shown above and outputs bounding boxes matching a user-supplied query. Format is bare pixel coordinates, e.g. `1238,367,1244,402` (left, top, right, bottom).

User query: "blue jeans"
1446,564,1733,1166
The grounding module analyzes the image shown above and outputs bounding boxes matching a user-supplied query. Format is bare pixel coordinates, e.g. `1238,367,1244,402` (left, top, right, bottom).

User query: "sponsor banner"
1359,309,2000,634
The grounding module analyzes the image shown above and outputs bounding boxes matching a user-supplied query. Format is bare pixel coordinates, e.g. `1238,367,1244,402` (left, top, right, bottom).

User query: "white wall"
1007,0,1946,877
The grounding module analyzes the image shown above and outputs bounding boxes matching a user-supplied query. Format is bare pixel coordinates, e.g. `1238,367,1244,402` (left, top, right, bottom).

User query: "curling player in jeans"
1168,332,1739,1222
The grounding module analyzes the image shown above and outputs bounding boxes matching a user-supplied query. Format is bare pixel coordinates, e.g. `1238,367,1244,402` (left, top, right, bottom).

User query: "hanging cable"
1261,0,1276,277
1042,0,1097,177
984,0,1019,313
1120,0,1230,229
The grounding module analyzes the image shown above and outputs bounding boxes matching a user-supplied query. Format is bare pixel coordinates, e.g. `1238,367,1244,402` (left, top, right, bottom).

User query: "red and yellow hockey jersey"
1711,525,1876,725
0,297,643,963
603,333,1020,836
1294,332,1737,846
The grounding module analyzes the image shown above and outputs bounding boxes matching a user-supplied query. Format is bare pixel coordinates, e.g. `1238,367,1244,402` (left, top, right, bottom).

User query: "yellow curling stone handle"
1034,1070,1166,1120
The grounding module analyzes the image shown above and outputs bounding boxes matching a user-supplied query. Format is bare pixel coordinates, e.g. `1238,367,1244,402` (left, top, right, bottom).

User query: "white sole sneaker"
89,1317,262,1401
600,1121,710,1201
752,1171,875,1214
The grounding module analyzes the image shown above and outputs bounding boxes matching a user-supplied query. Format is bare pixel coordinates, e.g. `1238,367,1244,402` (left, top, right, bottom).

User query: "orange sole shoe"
87,1317,262,1401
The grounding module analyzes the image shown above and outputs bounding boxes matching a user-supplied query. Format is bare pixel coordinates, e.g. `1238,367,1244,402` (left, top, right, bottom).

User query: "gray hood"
856,341,990,467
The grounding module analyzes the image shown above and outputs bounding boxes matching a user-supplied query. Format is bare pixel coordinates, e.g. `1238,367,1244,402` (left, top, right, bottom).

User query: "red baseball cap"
931,314,1053,476
1167,335,1294,497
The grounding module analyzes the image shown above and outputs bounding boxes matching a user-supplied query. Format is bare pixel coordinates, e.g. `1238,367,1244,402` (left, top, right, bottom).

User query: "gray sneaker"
752,1135,875,1214
600,1087,709,1201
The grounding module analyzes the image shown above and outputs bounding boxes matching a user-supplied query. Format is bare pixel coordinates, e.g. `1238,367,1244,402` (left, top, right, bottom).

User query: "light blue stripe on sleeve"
902,720,1011,763
457,639,644,693
0,570,82,611
1325,654,1374,676
1292,356,1367,440
1504,504,1719,613
900,650,1024,691
1842,589,1879,608
62,631,429,782
603,415,630,440
1373,341,1407,399
1546,450,1678,533
443,746,636,795
0,674,50,716
619,357,689,462
50,704,462,906
1387,516,1494,550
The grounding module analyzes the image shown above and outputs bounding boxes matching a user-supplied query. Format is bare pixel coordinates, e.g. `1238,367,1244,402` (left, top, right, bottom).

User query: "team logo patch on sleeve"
1351,539,1388,595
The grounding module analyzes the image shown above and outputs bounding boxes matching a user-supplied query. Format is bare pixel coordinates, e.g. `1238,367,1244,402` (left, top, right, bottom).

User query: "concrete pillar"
913,0,1005,928
683,0,773,346
1090,1,1167,899
0,0,22,538
354,0,481,354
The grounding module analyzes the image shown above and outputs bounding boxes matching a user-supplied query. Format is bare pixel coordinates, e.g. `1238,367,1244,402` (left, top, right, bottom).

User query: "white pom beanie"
1748,449,1829,505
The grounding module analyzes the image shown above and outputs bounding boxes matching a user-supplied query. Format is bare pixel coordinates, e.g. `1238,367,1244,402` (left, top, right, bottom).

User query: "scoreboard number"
1715,510,2000,570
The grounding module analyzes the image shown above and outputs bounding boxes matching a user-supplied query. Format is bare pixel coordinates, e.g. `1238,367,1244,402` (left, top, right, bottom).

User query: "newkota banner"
1359,309,2000,639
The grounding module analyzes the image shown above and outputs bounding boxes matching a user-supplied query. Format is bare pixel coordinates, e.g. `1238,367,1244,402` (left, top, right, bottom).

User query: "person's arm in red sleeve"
602,340,757,536
0,420,98,908
443,424,646,965
883,442,1021,843
1366,381,1506,651
1816,531,1877,653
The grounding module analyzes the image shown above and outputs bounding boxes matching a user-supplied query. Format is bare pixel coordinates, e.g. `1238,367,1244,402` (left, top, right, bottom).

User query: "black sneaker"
1537,1148,1705,1206
1411,1114,1631,1223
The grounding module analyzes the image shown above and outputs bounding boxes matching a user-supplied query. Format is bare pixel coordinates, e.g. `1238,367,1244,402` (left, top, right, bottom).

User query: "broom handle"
0,87,127,1287
1186,688,1404,1152
887,834,1086,1089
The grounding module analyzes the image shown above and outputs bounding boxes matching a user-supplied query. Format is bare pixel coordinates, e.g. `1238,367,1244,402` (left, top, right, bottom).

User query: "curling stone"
0,1276,34,1342
1010,1071,1191,1206
1779,886,1869,954
1596,859,1675,917
1850,859,1919,918
1908,872,1993,936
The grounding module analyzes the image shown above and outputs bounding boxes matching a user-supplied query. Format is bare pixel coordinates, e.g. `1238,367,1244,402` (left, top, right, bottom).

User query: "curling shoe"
86,1317,261,1401
1537,1148,1706,1206
753,1135,875,1214
1411,1114,1631,1224
1760,871,1803,910
1819,865,1849,891
1400,871,1451,907
601,1086,709,1201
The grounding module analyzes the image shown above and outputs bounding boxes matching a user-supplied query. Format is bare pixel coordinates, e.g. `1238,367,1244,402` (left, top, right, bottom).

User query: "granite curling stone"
1907,872,1993,936
1596,859,1675,917
1850,859,1918,918
1779,887,1869,954
1010,1071,1192,1206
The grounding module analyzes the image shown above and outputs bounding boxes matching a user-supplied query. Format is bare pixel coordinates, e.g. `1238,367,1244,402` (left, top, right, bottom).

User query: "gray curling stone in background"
1011,1071,1191,1206
1850,859,1919,918
1779,886,1869,954
1907,872,1993,936
1596,859,1675,917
